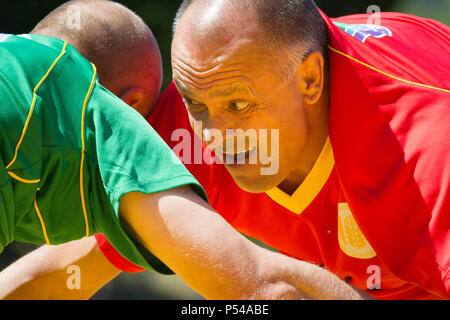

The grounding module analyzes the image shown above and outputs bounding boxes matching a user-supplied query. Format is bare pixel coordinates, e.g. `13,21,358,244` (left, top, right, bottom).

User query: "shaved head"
171,0,330,193
32,0,162,117
173,0,327,79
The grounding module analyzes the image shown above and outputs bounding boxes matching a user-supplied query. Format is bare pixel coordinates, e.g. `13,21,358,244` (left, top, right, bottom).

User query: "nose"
203,114,228,145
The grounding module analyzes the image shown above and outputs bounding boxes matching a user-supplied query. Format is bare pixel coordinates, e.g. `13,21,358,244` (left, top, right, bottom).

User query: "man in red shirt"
2,0,449,299
100,1,450,299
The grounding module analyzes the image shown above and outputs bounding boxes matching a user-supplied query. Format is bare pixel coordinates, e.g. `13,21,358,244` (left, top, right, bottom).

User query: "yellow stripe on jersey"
34,194,51,245
265,137,335,215
328,45,450,94
79,63,97,238
7,171,40,184
6,42,68,171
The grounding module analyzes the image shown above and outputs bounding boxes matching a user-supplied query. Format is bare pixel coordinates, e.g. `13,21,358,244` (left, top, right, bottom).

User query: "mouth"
220,146,257,165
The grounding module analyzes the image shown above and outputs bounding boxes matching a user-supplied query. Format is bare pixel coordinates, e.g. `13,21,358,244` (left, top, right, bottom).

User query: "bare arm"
119,186,373,300
0,186,372,300
0,236,121,300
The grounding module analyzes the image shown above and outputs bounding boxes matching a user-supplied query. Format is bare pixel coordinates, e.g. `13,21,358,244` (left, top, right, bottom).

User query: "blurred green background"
0,0,448,300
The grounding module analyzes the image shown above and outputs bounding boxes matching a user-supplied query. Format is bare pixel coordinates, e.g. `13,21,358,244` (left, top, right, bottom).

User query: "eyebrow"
174,80,195,97
208,86,255,99
175,79,256,101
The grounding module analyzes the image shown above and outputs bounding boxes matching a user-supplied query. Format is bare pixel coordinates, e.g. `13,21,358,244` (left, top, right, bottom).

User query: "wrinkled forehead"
171,40,282,97
171,1,290,95
173,37,272,71
172,31,280,89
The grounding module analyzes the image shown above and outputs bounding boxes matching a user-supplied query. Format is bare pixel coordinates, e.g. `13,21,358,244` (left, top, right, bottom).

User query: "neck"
277,132,328,195
278,73,330,195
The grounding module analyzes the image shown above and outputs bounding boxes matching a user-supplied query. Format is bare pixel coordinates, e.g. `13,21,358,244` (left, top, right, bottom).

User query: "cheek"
273,104,309,163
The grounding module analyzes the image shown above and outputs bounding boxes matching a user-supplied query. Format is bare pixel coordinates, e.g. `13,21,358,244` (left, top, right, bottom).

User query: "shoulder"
323,12,450,90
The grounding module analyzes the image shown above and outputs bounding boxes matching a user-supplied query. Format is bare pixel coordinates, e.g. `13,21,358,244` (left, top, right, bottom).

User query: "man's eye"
183,97,191,104
183,96,201,105
183,96,193,105
229,100,251,112
183,97,207,112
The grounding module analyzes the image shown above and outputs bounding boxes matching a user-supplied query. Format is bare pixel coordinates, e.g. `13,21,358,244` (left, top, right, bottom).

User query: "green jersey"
0,34,206,273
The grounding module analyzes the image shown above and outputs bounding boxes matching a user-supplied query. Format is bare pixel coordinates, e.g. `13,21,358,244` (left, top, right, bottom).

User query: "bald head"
33,0,162,117
173,0,327,79
171,0,331,193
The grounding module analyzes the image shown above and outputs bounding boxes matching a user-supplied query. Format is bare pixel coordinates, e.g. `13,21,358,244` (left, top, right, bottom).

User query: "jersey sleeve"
84,80,208,274
95,82,229,272
146,82,226,205
95,233,145,273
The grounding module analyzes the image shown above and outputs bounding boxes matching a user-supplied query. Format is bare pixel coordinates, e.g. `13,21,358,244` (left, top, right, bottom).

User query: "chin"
225,164,283,194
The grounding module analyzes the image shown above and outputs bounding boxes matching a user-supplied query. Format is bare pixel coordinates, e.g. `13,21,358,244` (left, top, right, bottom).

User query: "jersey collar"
265,137,335,215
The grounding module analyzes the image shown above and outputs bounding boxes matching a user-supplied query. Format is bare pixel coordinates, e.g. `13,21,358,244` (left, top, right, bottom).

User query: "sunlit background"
0,0,448,300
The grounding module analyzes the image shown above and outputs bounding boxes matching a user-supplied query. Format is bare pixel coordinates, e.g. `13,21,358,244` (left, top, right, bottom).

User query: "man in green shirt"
0,30,205,271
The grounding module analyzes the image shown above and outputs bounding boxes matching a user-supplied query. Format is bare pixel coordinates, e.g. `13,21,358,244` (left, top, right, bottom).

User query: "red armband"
95,234,146,273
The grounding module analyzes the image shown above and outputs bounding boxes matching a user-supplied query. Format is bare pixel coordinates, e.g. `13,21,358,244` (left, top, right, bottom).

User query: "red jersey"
96,11,450,299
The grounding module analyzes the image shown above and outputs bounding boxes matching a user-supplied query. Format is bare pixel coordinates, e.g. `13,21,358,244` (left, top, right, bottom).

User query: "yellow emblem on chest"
337,203,376,259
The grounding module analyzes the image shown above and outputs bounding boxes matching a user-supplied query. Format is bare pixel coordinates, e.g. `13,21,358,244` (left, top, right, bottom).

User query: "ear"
297,52,325,105
120,88,145,112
